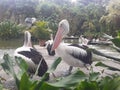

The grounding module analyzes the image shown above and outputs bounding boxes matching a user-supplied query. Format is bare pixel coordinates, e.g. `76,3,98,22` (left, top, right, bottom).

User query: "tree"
0,20,24,40
0,0,38,24
100,0,120,35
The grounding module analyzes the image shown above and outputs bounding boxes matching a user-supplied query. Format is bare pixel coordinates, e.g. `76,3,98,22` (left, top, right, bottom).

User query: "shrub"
0,21,24,40
30,21,51,40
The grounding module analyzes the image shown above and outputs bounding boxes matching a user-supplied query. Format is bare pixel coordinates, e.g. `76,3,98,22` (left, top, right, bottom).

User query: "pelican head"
51,19,69,51
58,19,69,36
24,31,32,47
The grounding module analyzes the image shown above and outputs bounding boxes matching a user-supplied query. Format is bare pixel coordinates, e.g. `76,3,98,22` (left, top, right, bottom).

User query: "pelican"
45,40,55,56
14,31,49,79
79,35,89,45
51,19,92,75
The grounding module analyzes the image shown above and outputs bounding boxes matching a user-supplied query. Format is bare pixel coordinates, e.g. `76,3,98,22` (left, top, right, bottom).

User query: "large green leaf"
38,70,87,90
89,72,100,81
75,81,99,90
1,54,15,76
47,57,62,73
0,84,3,90
47,70,87,88
111,38,120,48
1,54,20,88
38,82,60,90
99,76,120,90
19,73,39,90
15,57,28,79
19,73,31,90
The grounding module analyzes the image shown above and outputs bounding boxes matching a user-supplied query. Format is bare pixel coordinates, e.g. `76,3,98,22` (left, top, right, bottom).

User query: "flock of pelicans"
14,19,98,80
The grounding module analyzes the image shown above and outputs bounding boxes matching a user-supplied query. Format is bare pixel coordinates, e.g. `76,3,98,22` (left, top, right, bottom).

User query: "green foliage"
30,21,50,40
111,38,120,48
37,1,59,33
110,31,120,48
47,57,62,73
75,81,99,90
99,76,120,90
1,54,15,76
0,21,24,40
100,0,120,35
0,82,3,90
1,54,62,90
1,54,120,90
15,57,28,80
0,0,38,23
0,0,112,38
1,54,20,88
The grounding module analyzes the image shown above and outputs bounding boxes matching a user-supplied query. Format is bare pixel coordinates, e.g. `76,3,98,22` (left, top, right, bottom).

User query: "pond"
0,39,23,49
0,39,39,59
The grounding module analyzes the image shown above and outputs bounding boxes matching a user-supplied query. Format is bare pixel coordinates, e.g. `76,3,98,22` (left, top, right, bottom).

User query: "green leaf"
29,81,38,90
42,57,62,81
15,57,28,71
89,72,100,81
1,54,15,76
19,73,31,90
111,38,120,48
0,84,3,90
75,81,99,90
39,82,60,90
48,70,87,88
1,54,20,88
99,76,120,90
34,57,62,90
95,62,120,71
47,57,62,73
15,57,28,79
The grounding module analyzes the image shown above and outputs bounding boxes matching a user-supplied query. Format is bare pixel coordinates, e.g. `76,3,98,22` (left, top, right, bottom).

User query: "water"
0,39,38,59
0,39,22,60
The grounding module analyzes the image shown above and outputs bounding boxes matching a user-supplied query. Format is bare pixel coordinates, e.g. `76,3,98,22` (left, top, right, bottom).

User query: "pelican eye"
60,23,63,27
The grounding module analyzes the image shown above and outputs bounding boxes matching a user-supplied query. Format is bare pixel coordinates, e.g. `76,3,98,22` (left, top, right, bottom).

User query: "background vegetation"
0,0,120,39
30,21,50,40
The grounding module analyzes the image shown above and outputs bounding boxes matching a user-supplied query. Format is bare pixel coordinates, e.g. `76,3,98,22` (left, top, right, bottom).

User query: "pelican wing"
18,48,45,64
18,48,48,76
67,44,92,64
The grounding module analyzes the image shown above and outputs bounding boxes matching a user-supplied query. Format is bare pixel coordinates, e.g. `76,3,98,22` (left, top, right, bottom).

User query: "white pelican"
45,40,55,56
79,35,89,45
51,19,92,75
14,31,49,79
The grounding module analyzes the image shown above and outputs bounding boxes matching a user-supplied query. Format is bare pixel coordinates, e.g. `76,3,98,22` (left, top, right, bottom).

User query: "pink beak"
51,27,63,51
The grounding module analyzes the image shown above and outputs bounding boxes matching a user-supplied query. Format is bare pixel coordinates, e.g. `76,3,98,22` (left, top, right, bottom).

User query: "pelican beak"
51,27,63,51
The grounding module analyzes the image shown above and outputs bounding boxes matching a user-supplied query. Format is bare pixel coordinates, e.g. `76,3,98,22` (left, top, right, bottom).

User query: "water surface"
0,39,38,59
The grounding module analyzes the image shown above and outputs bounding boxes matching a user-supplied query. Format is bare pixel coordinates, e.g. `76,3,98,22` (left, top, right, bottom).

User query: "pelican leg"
63,66,73,76
52,72,56,78
68,66,73,74
84,64,89,70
